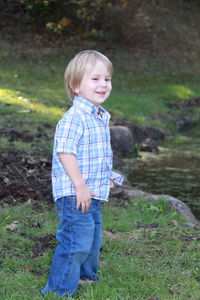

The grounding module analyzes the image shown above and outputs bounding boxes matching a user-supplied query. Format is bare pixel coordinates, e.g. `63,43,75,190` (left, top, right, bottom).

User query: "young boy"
41,50,123,297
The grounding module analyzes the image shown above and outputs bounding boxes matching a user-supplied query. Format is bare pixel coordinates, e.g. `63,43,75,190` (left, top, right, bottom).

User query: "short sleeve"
54,111,84,156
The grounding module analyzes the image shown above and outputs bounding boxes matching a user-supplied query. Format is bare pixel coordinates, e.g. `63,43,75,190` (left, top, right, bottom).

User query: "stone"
110,126,137,156
113,119,169,142
110,185,199,225
5,221,20,231
140,138,159,154
113,153,125,168
172,115,199,132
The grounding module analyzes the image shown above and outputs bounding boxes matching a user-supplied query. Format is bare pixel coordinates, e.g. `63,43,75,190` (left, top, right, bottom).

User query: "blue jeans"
41,196,102,297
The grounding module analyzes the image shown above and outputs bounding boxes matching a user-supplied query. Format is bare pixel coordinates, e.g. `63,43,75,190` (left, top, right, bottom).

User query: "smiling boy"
41,50,123,298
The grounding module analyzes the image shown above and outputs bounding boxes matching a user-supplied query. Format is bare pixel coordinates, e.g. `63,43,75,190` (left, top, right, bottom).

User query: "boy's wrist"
74,181,86,190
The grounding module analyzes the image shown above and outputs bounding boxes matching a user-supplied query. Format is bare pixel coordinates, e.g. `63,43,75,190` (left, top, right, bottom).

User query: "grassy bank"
1,41,200,141
1,39,200,299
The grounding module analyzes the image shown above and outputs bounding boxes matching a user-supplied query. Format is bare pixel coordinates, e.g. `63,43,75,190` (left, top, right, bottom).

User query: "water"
127,137,200,219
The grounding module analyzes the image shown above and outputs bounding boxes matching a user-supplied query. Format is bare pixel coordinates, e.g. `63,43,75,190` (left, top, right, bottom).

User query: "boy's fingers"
83,199,92,213
82,204,86,214
81,203,89,213
76,198,92,213
76,201,81,211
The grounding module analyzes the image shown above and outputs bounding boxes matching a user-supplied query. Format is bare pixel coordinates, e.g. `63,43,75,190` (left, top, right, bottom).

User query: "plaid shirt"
52,96,123,201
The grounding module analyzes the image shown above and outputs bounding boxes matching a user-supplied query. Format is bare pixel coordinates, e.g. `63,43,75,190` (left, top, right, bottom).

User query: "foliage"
1,0,150,45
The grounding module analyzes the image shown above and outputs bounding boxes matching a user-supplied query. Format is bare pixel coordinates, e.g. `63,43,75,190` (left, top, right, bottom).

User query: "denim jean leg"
80,200,102,281
41,196,95,297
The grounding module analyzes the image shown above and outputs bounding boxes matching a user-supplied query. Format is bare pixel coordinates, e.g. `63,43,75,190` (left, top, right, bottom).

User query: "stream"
127,132,200,219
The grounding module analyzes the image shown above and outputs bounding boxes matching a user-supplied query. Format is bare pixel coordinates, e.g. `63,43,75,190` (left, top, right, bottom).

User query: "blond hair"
64,50,113,100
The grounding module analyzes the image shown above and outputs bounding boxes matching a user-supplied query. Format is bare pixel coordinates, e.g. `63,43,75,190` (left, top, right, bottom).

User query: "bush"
96,0,150,45
0,0,150,46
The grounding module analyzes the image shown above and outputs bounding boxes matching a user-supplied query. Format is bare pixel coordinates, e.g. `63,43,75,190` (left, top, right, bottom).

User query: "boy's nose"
99,79,107,86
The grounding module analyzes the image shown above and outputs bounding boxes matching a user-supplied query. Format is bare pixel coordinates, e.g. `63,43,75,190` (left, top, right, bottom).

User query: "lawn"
1,198,200,300
0,40,200,299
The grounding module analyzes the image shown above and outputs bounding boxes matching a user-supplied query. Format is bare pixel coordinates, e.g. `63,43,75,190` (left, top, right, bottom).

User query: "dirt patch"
0,148,52,206
31,234,56,257
0,128,33,142
166,97,200,110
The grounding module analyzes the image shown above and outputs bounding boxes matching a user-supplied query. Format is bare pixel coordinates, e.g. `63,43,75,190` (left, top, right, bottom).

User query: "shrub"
1,0,150,46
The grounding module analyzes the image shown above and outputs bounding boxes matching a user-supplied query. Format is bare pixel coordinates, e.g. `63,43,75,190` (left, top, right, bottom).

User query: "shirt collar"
73,96,110,119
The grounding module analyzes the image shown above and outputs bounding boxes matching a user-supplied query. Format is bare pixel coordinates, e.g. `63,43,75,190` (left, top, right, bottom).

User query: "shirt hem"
53,194,108,202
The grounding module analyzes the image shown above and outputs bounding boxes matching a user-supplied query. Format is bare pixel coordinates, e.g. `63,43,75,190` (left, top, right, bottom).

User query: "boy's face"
74,60,112,107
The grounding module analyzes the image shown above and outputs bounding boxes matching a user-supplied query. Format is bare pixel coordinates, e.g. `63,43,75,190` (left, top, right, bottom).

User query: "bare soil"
0,145,52,207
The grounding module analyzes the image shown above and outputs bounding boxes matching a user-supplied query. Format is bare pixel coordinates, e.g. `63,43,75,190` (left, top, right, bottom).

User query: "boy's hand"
58,153,96,213
75,183,96,213
110,179,114,188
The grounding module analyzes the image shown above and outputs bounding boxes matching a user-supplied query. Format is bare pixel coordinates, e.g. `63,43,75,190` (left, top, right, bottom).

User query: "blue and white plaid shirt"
52,96,123,201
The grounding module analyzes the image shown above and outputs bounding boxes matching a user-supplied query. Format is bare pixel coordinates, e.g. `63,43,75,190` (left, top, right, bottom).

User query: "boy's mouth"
96,91,106,96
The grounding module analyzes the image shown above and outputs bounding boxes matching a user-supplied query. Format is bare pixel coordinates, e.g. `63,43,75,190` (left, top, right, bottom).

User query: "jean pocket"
70,199,90,215
55,197,64,210
55,197,65,222
70,199,82,213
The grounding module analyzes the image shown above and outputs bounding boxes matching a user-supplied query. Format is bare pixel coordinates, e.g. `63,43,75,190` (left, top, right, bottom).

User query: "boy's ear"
74,85,80,95
69,83,79,96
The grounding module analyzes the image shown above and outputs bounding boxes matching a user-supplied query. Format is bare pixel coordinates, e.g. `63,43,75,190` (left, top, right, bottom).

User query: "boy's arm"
59,153,96,213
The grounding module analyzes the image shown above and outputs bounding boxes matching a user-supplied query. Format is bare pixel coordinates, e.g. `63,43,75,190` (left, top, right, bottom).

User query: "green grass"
0,199,200,300
1,41,200,138
1,40,200,299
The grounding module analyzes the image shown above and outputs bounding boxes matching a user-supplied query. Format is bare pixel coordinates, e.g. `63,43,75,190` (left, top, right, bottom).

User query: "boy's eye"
92,78,98,80
105,78,111,81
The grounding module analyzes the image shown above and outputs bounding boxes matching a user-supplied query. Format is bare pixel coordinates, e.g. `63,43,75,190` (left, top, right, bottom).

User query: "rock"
110,185,199,225
113,119,169,143
127,123,166,143
172,115,199,132
32,221,42,228
135,220,158,229
79,280,96,285
156,111,199,132
142,125,168,141
150,194,199,225
113,153,125,168
5,221,20,231
179,222,200,229
140,138,159,154
110,121,170,155
110,126,137,156
126,123,150,143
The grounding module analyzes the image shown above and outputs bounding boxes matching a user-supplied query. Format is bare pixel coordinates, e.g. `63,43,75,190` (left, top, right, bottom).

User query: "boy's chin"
87,99,106,107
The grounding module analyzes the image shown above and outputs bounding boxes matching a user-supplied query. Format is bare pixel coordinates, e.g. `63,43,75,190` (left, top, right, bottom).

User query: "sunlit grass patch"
0,88,63,120
170,84,194,100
